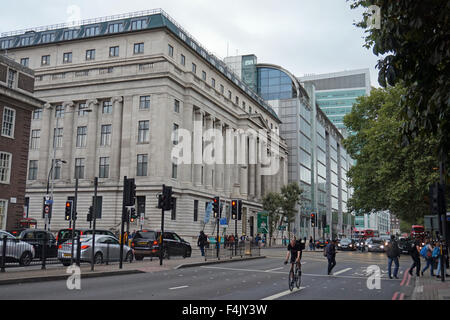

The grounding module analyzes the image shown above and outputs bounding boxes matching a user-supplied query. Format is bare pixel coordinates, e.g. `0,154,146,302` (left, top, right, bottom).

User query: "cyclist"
284,237,301,274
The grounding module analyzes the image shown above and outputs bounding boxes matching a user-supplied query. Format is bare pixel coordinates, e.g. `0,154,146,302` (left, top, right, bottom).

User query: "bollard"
1,235,7,272
76,235,81,266
41,233,47,270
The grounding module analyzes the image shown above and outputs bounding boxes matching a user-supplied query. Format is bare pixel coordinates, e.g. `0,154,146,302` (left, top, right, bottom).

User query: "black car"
398,238,413,254
132,230,191,260
315,239,329,249
17,229,58,258
337,238,357,251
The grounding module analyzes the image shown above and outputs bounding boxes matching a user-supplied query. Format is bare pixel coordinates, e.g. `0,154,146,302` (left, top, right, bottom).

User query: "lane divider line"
169,285,189,290
262,287,305,300
333,268,352,276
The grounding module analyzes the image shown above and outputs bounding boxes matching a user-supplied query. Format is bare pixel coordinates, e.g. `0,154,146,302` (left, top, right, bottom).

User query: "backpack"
420,246,430,258
432,247,440,258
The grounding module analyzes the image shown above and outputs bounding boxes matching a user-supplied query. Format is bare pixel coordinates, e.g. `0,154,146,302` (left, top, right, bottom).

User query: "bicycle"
285,260,301,291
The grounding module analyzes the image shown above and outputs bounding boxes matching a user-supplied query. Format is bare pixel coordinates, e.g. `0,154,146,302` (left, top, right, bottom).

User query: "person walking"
386,235,400,279
309,236,314,251
325,239,337,275
433,241,450,278
421,240,435,277
409,240,421,277
197,231,208,257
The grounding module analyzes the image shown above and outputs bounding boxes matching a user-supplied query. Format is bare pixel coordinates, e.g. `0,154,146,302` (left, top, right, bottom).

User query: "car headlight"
338,244,341,247
349,244,352,247
380,245,384,249
368,245,373,248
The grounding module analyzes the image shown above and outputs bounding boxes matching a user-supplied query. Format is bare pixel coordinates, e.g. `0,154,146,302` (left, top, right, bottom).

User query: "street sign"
324,225,330,234
220,218,228,228
45,200,53,205
278,225,286,231
424,215,439,230
257,211,269,234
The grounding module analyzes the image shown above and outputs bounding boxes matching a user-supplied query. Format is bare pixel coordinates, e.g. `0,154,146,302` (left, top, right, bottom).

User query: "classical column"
255,138,262,200
110,96,123,180
62,101,75,181
204,115,214,189
248,134,256,198
240,135,248,197
86,99,99,179
214,119,224,192
39,103,53,181
181,103,194,187
193,109,203,187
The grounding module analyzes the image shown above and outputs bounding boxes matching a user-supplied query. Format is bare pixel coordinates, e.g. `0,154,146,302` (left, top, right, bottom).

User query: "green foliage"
349,0,450,165
343,84,440,224
262,192,283,245
280,182,303,238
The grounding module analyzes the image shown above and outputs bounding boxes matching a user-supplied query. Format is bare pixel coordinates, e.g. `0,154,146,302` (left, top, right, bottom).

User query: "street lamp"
46,107,92,231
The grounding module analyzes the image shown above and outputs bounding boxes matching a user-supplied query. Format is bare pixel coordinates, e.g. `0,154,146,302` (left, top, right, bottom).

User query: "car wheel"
19,251,33,266
163,248,169,260
61,260,71,267
94,252,103,265
125,251,133,263
183,248,191,258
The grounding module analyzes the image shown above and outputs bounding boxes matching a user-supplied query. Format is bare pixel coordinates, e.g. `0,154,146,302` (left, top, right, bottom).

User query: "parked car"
367,238,386,252
337,238,356,251
0,230,35,266
315,239,329,249
131,230,191,260
56,228,83,246
58,235,133,266
82,229,117,239
17,229,58,258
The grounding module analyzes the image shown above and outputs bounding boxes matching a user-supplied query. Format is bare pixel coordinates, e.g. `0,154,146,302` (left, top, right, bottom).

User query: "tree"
343,84,441,224
349,0,450,169
262,192,283,246
280,182,303,240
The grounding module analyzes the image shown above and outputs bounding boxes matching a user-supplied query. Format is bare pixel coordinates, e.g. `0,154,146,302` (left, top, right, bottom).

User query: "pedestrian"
408,240,421,277
309,236,314,251
197,230,208,257
229,234,235,249
421,240,435,277
386,235,400,279
325,239,337,275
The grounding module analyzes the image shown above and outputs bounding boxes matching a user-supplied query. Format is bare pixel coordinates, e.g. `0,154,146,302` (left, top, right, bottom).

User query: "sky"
0,0,380,87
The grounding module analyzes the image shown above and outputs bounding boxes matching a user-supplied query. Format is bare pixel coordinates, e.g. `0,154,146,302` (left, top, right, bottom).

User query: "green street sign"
278,225,286,231
257,211,269,234
324,225,330,234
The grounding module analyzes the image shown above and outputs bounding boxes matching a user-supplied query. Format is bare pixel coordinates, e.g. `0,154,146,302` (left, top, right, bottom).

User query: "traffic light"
322,215,327,227
231,200,238,220
130,207,137,222
65,201,73,221
237,200,243,220
213,197,220,218
124,178,136,206
87,206,93,222
311,213,316,227
162,185,173,210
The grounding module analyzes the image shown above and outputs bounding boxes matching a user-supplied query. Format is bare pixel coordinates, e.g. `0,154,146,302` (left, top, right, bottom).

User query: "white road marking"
169,285,189,290
265,267,283,272
262,287,305,300
333,268,352,276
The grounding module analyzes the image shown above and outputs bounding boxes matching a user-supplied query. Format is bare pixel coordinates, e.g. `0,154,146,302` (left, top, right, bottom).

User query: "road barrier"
204,241,261,261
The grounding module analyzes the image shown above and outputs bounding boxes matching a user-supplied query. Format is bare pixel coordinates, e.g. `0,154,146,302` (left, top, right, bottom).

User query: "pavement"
411,272,450,300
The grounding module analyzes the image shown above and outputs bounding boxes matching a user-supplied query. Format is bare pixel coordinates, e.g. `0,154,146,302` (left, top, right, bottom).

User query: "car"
315,239,329,249
56,228,84,246
337,238,357,251
398,238,413,254
17,229,58,258
0,230,35,266
58,235,133,266
82,229,117,239
367,238,386,252
131,230,192,260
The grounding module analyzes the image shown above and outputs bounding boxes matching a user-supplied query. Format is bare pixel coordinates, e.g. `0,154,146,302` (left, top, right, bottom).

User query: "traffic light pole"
439,157,447,282
119,176,127,269
160,206,165,266
91,177,98,271
70,178,78,265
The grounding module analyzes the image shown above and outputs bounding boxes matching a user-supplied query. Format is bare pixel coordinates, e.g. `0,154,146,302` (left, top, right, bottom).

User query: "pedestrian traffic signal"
311,213,316,227
65,201,73,221
213,197,220,218
237,200,243,220
87,206,93,222
231,200,238,219
130,207,138,222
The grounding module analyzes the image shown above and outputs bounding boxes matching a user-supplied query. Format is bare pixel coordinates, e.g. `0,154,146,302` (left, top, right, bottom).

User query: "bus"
411,225,425,242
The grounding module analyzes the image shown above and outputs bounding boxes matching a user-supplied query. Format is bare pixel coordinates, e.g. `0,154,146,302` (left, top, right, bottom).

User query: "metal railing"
204,241,261,261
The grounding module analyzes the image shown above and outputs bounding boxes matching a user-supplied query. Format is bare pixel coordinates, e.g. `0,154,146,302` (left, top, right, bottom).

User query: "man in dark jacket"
197,231,208,256
386,235,400,279
408,240,421,277
326,239,337,275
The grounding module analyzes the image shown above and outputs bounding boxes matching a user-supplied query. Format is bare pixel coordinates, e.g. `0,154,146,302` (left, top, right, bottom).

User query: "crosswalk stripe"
262,287,305,300
333,268,352,276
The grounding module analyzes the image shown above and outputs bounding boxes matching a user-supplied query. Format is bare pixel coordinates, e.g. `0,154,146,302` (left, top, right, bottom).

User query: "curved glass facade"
257,67,297,101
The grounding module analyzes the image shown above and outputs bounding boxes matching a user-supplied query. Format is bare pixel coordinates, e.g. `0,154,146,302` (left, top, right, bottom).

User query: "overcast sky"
1,0,380,87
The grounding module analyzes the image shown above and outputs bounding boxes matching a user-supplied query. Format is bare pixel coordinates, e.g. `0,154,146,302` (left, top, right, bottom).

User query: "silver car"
0,230,35,266
58,235,133,266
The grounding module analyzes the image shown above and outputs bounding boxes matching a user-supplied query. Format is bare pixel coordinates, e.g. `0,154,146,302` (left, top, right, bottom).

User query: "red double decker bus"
411,225,425,242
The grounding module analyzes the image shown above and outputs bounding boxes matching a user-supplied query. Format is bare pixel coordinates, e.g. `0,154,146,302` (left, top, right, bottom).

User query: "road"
0,248,416,300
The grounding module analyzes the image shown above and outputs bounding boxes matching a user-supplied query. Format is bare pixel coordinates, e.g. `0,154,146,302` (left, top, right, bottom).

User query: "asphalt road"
0,249,416,300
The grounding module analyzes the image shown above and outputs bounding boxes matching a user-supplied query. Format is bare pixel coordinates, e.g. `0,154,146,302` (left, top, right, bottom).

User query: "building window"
202,71,206,81
32,109,42,120
63,52,72,63
108,23,123,33
174,99,180,113
193,200,198,222
180,54,185,66
7,70,16,88
1,107,16,138
52,128,63,148
41,55,50,66
168,44,174,57
172,123,179,145
85,26,100,37
134,43,144,54
78,103,89,116
249,106,252,113
99,157,109,178
137,154,148,176
0,199,7,228
171,198,177,220
211,78,215,88
76,126,87,148
75,158,85,179
100,125,111,146
139,96,150,109
41,33,55,43
86,49,95,60
138,121,149,143
30,129,40,149
172,159,178,179
131,19,146,30
109,46,119,57
228,90,232,100
55,105,64,118
28,160,38,180
63,30,77,40
235,96,239,105
102,101,112,114
20,36,33,46
20,58,29,67
220,84,224,94
192,63,197,74
52,159,62,180
0,152,12,184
